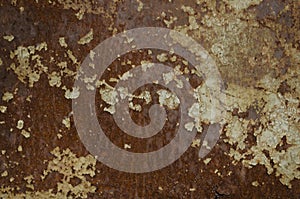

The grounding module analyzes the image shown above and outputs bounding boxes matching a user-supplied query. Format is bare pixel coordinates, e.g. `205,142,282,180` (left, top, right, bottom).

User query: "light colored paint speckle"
78,29,94,45
0,106,7,113
1,171,8,177
21,129,30,138
62,117,70,129
17,120,24,130
157,53,168,62
65,87,80,99
184,122,194,132
17,145,23,152
3,35,14,42
157,89,180,109
2,92,13,102
59,37,68,48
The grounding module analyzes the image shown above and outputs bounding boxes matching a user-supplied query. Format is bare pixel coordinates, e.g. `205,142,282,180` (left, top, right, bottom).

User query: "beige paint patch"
66,50,78,65
203,158,212,165
0,106,7,113
184,122,194,132
191,138,201,148
2,92,13,102
0,146,98,198
17,145,23,152
135,90,152,104
136,0,143,12
65,87,80,99
62,117,71,129
100,85,119,114
16,120,24,130
163,16,178,28
252,181,259,187
24,175,34,190
119,71,133,81
189,188,196,192
128,102,142,112
57,133,63,139
224,77,300,188
157,53,168,62
187,103,202,132
157,89,180,109
48,72,62,87
42,147,97,198
78,29,94,45
141,62,154,72
223,0,263,11
163,71,175,85
181,5,199,30
1,171,8,177
103,106,115,114
21,129,30,138
124,143,131,149
9,43,48,87
3,35,14,42
58,37,68,48
75,9,85,20
225,116,249,150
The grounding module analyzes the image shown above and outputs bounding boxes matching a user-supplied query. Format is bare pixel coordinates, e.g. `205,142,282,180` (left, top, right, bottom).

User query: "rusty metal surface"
0,0,299,198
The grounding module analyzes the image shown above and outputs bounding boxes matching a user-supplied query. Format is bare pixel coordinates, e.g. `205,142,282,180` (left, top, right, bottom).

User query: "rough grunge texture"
0,0,299,198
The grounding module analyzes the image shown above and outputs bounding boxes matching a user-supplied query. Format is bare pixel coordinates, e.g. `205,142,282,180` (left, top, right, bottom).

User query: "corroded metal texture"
0,0,299,198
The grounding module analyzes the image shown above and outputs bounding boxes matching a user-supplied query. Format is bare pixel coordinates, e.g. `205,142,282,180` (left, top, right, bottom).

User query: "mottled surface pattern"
0,0,299,198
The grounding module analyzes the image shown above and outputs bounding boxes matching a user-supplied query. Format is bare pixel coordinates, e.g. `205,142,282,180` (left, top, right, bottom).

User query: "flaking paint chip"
78,29,94,45
124,144,131,149
17,145,23,152
0,106,7,113
252,181,259,187
157,89,180,109
137,0,143,12
157,53,168,62
2,92,13,102
3,35,14,42
191,139,200,148
48,72,62,87
59,37,68,48
1,171,8,177
57,133,63,139
17,120,24,130
184,122,194,132
65,87,80,99
21,129,30,138
203,158,211,165
62,117,71,129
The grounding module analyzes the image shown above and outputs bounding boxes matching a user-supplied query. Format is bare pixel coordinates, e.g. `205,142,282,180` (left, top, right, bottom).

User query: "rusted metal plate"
0,0,299,198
